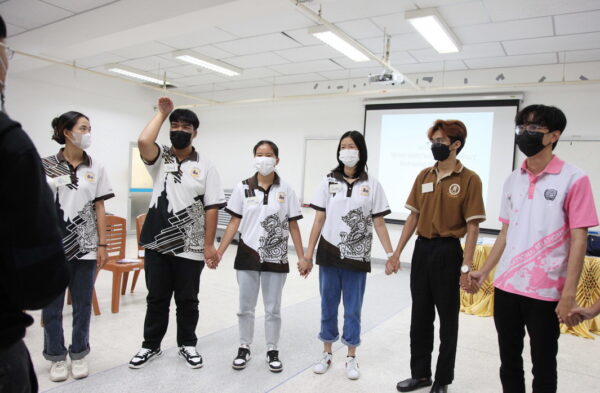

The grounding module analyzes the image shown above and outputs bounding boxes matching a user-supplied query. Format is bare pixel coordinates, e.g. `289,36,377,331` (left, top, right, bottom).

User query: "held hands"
298,256,313,278
204,245,221,269
157,96,174,116
463,271,485,294
385,254,400,275
564,306,596,327
556,296,581,327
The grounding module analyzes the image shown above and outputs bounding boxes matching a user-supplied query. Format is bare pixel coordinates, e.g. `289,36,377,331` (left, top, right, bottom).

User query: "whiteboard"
302,138,339,205
555,140,600,230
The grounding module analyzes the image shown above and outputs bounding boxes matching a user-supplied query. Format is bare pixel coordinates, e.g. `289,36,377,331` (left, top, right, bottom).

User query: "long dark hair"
51,111,89,144
332,130,367,176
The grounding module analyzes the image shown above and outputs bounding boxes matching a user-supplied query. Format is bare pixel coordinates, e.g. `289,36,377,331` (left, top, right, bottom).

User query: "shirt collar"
429,160,464,174
520,155,564,176
56,148,91,167
168,146,198,163
330,170,368,182
247,172,280,190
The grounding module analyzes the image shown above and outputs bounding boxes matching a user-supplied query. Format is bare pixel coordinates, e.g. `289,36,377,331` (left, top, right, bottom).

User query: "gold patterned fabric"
460,245,600,339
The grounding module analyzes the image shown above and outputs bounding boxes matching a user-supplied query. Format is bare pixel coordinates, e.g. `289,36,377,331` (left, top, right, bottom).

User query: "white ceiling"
3,0,600,101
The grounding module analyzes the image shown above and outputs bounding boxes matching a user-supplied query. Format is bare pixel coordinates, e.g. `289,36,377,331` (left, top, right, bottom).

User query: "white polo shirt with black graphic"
311,171,391,272
42,149,114,262
140,144,226,261
225,173,302,273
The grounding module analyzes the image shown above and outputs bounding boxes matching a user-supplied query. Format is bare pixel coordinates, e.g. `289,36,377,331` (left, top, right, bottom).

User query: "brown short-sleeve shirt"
405,160,486,238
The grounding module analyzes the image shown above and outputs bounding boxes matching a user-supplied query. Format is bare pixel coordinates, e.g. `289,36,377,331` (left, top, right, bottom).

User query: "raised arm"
139,97,173,163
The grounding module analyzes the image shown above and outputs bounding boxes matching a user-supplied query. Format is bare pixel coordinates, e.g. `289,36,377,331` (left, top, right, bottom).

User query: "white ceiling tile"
156,27,237,50
223,53,290,68
335,19,382,39
6,22,26,36
41,0,115,13
121,55,181,72
75,52,127,68
413,0,478,7
276,45,341,62
310,0,415,23
454,17,554,44
410,42,505,62
437,1,491,26
183,84,222,94
503,32,600,55
283,28,322,46
215,79,272,90
370,12,414,35
330,57,379,69
395,61,457,73
163,64,206,77
483,0,600,22
172,73,229,86
110,41,175,59
217,8,313,37
273,73,327,84
388,51,418,65
214,33,301,56
318,69,354,80
360,33,430,53
0,0,72,29
564,49,600,63
464,53,558,69
269,59,343,75
555,10,600,35
188,45,234,60
228,67,282,80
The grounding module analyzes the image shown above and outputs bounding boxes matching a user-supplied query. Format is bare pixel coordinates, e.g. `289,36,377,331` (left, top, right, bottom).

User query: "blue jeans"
42,259,96,361
318,265,367,347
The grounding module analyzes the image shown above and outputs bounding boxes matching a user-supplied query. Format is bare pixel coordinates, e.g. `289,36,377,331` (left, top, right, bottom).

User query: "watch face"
461,265,469,273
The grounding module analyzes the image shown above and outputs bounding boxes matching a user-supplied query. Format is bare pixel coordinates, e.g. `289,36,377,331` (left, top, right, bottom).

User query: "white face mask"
339,149,359,167
254,156,277,176
71,132,92,150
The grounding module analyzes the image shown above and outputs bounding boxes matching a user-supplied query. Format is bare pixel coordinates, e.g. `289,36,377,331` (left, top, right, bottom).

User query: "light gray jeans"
237,270,287,349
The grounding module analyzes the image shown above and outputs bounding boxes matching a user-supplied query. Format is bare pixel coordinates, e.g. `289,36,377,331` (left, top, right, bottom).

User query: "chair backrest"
105,215,127,262
135,214,146,259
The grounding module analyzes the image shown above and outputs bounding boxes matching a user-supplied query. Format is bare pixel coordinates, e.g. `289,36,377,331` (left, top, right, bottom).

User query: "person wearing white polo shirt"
468,105,598,393
302,130,394,380
41,111,114,382
216,140,304,373
129,97,226,370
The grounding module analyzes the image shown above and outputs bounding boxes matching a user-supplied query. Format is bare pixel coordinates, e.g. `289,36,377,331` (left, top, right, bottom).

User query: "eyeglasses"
515,124,548,136
0,42,14,60
431,137,450,145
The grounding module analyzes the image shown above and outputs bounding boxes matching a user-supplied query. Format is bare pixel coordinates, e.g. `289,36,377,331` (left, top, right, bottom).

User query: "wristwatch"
460,264,471,274
386,252,394,258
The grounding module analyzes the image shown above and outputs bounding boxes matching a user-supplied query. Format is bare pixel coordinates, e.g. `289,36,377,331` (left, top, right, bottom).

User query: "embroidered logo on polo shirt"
360,185,370,196
277,192,286,203
448,183,461,196
190,167,201,178
85,172,95,183
544,188,558,201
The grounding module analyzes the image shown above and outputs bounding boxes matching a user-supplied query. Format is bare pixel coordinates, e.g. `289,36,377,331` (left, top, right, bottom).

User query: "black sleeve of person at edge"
0,111,68,349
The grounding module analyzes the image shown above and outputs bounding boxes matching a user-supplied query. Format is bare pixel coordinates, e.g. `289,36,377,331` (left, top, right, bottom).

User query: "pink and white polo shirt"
494,155,598,301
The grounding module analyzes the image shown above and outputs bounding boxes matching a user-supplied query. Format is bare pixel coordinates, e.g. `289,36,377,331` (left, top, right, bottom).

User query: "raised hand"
157,96,174,115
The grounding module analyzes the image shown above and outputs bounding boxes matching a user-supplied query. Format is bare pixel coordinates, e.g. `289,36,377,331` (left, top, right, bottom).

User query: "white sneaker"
71,358,89,379
312,352,332,374
49,360,69,382
345,356,360,380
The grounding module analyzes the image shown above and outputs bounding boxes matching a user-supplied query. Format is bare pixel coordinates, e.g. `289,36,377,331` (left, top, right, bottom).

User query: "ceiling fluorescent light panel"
173,52,241,76
405,8,461,54
309,25,370,62
107,65,171,86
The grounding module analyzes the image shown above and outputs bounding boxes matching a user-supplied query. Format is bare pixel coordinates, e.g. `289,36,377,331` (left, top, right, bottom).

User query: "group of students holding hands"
35,96,599,393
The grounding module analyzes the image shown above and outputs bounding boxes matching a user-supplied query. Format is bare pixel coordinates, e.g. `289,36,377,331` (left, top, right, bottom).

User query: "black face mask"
516,132,547,157
170,131,192,150
431,142,451,161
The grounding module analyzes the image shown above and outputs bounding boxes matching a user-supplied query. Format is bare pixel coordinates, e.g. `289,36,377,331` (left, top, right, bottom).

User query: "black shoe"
178,346,203,369
232,346,251,370
396,377,433,392
266,350,283,373
129,348,162,369
429,382,448,393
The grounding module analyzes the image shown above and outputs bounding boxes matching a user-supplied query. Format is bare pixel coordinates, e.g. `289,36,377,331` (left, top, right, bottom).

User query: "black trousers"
142,249,204,349
494,288,560,393
410,236,462,385
0,340,37,393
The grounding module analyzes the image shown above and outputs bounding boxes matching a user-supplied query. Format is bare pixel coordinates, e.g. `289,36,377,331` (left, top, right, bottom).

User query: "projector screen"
365,100,520,232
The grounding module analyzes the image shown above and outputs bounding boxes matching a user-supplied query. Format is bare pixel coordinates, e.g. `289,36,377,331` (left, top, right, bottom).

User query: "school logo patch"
189,167,201,178
276,192,286,203
448,183,461,196
85,171,95,183
360,185,370,196
544,188,558,201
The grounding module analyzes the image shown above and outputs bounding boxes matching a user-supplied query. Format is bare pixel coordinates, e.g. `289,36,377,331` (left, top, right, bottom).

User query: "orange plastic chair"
129,214,146,294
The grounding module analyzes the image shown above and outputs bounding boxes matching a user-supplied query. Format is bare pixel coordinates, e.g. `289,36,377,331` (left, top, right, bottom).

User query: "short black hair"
253,140,279,158
333,130,368,176
169,109,199,130
0,15,6,39
51,111,89,145
515,104,567,149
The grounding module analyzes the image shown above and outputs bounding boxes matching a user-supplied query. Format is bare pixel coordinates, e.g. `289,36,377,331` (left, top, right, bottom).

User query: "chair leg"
111,272,122,314
121,272,129,295
92,289,101,316
131,270,141,293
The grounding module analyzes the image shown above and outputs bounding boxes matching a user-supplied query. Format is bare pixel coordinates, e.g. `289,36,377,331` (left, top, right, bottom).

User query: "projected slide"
379,112,493,216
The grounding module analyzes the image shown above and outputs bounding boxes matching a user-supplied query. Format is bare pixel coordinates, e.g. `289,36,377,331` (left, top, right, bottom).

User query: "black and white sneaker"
178,346,203,369
266,350,283,373
129,348,162,369
232,346,251,370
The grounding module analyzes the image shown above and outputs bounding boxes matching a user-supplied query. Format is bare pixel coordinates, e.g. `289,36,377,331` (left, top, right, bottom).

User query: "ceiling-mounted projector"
368,71,402,86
